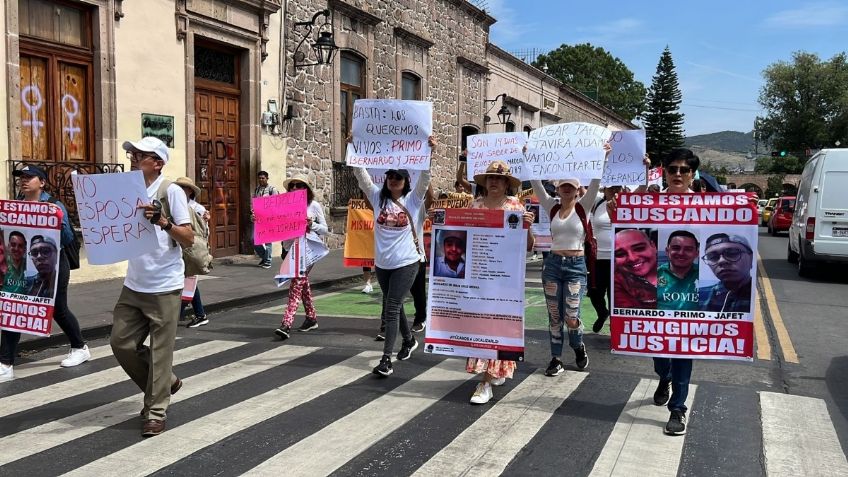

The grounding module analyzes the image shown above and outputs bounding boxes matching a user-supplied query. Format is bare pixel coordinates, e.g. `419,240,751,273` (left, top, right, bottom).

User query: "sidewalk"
20,248,361,350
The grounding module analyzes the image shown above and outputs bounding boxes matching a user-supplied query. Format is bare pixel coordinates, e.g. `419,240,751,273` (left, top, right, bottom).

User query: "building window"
505,121,516,132
524,125,533,133
19,0,93,163
340,52,365,159
401,72,421,100
195,45,237,85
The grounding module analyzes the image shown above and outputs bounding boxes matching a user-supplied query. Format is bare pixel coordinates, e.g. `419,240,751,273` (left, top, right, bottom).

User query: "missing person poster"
343,199,374,268
610,192,758,361
525,196,552,252
275,236,330,286
0,200,64,336
424,208,527,361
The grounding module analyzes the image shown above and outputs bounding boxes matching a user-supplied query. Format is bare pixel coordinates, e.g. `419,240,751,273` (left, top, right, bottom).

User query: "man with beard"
699,233,753,313
657,231,700,310
433,230,466,279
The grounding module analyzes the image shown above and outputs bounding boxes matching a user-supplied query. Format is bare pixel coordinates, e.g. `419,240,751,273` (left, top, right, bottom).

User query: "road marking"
589,379,697,477
753,294,772,361
413,371,586,477
0,340,243,419
0,344,319,467
760,392,848,476
243,359,474,476
756,255,799,363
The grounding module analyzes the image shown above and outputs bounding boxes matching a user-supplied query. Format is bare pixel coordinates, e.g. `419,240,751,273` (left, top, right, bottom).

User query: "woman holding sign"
466,161,535,404
274,175,328,339
352,137,434,377
530,143,612,379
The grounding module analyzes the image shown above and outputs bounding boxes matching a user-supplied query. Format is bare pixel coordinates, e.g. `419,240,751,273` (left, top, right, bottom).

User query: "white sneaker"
491,377,506,386
60,345,91,368
361,283,373,294
470,381,493,404
0,363,13,383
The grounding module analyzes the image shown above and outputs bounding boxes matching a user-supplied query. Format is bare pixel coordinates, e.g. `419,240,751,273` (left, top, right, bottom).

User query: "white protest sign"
466,132,528,181
602,129,647,186
275,236,330,284
345,99,433,170
72,171,158,265
525,198,552,251
524,122,612,182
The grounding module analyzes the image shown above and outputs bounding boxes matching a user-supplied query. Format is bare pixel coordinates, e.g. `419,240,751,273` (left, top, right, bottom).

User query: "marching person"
587,185,623,332
274,174,328,339
175,177,210,328
352,137,434,377
116,137,194,437
530,143,610,378
466,161,535,404
1,165,90,384
251,171,278,269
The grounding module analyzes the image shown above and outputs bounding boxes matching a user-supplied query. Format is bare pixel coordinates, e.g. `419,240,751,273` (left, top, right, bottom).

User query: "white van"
788,148,848,276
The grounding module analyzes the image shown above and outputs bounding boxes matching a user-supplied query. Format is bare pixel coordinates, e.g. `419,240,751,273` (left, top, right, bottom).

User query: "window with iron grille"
332,162,360,208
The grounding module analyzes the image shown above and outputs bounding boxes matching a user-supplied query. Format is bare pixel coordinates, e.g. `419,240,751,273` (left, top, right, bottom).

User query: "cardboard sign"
524,122,612,182
467,132,528,181
345,99,433,170
603,129,647,186
252,189,307,244
343,199,375,268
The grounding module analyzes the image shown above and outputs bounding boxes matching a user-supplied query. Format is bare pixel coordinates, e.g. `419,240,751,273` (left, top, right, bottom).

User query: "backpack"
46,196,81,270
156,180,214,276
549,202,597,287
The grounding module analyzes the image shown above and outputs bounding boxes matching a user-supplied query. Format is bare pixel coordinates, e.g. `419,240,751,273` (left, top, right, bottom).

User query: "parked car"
768,196,795,235
761,198,779,226
788,149,848,276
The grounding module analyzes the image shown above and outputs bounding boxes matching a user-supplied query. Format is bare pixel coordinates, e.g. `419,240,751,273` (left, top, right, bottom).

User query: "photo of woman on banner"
657,229,700,311
433,230,466,279
698,231,755,313
613,227,658,309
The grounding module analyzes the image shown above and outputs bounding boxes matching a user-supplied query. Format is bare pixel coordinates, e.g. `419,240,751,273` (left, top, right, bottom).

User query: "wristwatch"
162,219,174,231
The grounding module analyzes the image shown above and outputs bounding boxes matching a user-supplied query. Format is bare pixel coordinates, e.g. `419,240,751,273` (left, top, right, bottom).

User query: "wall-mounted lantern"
294,10,338,69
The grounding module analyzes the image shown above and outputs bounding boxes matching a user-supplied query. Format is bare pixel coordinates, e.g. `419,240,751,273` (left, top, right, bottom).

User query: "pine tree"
644,47,685,164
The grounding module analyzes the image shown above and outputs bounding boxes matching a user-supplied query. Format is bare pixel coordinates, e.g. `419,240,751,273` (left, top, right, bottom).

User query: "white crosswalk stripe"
2,342,847,476
8,343,113,379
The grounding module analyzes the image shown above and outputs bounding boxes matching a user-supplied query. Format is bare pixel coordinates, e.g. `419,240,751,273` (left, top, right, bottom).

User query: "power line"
683,103,763,112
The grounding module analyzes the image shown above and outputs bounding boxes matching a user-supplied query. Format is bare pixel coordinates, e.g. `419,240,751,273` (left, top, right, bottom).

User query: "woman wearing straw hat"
466,160,535,404
175,177,211,328
274,174,328,339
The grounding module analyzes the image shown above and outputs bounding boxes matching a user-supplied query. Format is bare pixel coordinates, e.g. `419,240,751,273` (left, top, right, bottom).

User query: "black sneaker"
187,316,209,328
298,319,318,332
373,356,393,377
574,344,589,370
592,315,608,333
653,379,671,406
545,357,564,376
397,338,418,361
664,409,686,435
411,322,425,333
274,326,291,340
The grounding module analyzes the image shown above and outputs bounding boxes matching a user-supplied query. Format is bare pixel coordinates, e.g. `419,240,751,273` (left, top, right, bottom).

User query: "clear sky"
483,0,847,136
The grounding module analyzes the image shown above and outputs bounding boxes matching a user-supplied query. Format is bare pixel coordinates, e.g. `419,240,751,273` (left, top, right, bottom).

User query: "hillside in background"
685,131,754,154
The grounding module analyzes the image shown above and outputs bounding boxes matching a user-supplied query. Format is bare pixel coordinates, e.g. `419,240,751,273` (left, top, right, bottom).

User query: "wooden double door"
195,89,241,257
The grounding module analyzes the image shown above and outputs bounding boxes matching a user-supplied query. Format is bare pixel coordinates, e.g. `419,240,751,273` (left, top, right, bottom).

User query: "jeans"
410,262,427,325
1,253,85,366
179,286,206,319
375,262,419,357
542,254,586,357
254,243,272,265
653,357,693,412
588,259,611,320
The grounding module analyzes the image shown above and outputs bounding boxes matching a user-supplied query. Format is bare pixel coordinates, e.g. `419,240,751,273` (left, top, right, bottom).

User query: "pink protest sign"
252,189,307,244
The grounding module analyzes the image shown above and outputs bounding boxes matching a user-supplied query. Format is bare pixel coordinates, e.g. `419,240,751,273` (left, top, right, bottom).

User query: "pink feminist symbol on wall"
21,85,44,137
62,94,81,141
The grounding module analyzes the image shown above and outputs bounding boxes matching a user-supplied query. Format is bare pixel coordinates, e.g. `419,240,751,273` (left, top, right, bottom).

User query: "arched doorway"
739,183,763,197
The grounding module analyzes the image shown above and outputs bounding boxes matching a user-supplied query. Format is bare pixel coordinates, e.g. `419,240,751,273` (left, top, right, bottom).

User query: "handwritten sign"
524,122,611,182
602,129,647,186
253,189,307,244
345,99,433,170
72,171,158,265
467,132,528,181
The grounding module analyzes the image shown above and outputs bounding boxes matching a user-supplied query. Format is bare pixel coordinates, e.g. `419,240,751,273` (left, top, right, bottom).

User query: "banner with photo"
609,192,759,361
343,199,375,268
424,208,527,361
0,200,64,336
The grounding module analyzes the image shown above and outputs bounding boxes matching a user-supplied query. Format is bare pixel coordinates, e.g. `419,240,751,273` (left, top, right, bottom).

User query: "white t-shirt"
124,176,192,293
591,199,613,255
188,199,207,217
531,179,601,251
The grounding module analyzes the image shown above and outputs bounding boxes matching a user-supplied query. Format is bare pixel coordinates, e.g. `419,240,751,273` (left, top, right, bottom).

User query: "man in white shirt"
114,137,194,437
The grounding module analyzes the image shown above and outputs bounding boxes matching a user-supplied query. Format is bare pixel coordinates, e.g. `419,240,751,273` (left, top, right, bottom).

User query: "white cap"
122,136,169,163
553,178,580,189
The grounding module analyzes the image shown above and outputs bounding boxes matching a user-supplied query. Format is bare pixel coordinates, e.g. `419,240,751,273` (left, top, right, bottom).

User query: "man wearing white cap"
115,136,194,437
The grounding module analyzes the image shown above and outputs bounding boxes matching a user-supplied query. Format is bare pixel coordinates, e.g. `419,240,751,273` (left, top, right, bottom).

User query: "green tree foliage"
758,52,848,155
644,47,685,165
533,43,646,121
766,174,787,198
754,155,804,174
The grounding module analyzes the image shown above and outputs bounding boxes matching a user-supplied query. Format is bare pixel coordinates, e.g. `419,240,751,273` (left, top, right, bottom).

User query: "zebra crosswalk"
0,339,846,476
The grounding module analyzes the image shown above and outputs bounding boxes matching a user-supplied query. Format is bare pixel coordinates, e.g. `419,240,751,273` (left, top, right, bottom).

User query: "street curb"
17,274,361,353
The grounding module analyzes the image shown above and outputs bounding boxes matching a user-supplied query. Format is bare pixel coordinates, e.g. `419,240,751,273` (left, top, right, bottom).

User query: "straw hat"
473,160,521,191
283,174,314,194
175,177,201,197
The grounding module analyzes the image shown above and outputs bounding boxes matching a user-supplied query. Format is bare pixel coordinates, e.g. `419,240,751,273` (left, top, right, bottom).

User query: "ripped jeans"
542,254,586,357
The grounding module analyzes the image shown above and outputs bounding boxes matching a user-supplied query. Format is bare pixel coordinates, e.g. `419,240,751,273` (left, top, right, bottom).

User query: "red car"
768,196,795,236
